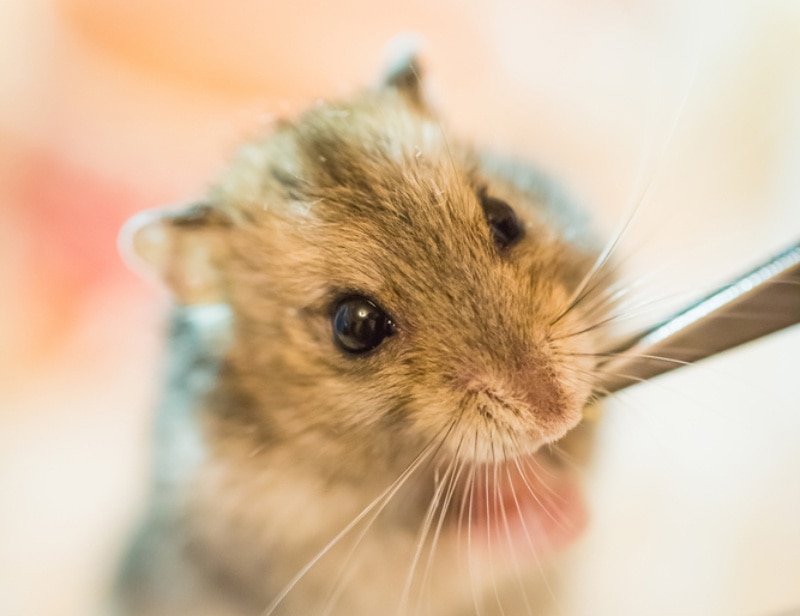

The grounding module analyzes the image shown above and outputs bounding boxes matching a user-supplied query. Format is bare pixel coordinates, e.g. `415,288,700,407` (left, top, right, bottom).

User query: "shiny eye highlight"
480,191,524,250
332,296,396,354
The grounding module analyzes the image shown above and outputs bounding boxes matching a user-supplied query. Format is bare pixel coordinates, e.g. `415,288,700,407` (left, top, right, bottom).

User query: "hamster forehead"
300,132,497,316
216,90,577,317
281,91,490,257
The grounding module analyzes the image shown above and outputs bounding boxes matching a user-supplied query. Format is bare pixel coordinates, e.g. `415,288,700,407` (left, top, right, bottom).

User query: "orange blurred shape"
56,0,462,100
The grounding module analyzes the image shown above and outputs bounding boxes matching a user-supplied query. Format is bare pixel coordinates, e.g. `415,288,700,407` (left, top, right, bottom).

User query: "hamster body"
116,60,611,616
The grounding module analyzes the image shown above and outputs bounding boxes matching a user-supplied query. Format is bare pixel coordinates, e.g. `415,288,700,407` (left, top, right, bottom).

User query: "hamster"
115,55,612,616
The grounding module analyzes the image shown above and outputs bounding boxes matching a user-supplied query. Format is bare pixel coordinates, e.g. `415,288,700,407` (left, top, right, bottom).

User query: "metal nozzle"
597,239,800,395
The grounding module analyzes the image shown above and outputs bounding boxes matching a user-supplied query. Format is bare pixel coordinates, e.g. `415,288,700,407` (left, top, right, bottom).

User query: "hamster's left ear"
380,34,429,112
119,202,231,305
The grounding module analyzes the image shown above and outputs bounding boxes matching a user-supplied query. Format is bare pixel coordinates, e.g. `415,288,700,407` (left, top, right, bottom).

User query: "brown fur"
116,59,608,616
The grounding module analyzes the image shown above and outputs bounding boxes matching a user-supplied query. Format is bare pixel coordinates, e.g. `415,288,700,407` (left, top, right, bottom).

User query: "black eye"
480,192,524,250
332,296,396,354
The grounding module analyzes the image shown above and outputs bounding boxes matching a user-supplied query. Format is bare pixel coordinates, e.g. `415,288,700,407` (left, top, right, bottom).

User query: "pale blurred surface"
0,1,798,615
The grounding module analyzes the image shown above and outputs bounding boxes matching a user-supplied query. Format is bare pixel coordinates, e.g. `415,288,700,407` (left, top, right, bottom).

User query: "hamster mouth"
429,374,591,562
447,449,587,563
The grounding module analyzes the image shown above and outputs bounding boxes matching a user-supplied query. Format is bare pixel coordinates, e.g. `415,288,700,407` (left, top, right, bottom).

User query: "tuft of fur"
116,62,610,616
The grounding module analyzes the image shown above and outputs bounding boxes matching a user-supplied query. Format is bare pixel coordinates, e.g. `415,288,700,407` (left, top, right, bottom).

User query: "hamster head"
126,60,604,472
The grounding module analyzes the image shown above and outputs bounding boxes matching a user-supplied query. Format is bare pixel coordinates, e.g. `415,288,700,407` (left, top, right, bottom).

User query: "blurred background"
0,1,798,615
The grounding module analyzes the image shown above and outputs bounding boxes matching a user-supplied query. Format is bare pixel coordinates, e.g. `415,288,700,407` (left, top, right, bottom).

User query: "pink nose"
460,357,583,444
515,363,580,441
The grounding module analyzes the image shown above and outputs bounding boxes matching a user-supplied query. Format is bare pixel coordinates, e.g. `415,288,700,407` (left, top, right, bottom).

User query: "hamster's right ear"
380,34,429,112
119,202,232,305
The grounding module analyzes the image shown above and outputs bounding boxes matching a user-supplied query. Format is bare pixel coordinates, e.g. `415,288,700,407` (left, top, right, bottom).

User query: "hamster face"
122,63,609,615
210,88,601,467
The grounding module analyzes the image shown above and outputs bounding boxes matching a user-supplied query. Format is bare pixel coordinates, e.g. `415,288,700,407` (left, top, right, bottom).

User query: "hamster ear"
380,34,428,111
119,202,231,305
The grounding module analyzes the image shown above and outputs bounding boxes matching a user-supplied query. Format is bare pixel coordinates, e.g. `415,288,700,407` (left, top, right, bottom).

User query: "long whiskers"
551,288,701,342
319,442,450,616
504,462,562,613
414,445,466,615
549,192,647,329
466,433,483,616
262,425,452,616
495,442,533,615
511,457,565,532
551,17,701,331
485,459,507,616
397,436,462,615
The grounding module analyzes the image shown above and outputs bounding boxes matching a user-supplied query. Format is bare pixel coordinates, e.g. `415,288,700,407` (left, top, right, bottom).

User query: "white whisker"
415,445,466,615
397,442,460,614
511,457,564,533
262,427,448,616
466,433,483,616
496,442,533,615
485,460,507,616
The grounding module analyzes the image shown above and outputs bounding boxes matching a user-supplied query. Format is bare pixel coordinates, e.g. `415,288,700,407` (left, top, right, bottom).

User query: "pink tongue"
465,454,587,562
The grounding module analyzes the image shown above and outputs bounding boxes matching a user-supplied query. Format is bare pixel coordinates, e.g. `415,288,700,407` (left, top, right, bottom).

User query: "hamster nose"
456,359,583,444
516,362,583,441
